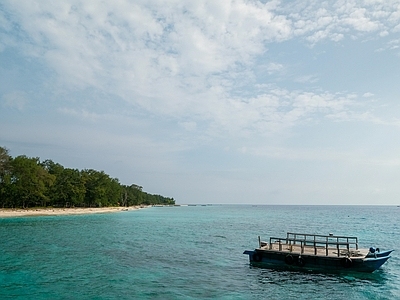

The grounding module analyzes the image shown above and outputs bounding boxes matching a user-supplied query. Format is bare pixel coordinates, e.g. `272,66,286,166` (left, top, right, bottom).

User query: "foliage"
0,146,175,208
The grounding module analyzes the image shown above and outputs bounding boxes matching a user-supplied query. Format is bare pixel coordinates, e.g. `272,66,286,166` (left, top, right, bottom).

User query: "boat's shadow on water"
243,266,391,299
251,266,389,286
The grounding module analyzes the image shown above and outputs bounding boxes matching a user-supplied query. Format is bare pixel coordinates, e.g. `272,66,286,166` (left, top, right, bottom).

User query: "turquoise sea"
0,205,399,299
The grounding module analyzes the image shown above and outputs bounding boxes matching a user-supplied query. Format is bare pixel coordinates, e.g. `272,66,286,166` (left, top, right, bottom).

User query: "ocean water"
0,205,399,299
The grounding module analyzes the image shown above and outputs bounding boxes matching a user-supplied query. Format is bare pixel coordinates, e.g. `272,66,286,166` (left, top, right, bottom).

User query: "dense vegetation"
0,146,175,208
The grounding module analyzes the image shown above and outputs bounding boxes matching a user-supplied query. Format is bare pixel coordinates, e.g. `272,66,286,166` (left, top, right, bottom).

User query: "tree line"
0,146,175,208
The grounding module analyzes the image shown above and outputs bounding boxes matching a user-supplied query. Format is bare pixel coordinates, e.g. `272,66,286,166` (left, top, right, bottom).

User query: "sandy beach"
0,206,147,218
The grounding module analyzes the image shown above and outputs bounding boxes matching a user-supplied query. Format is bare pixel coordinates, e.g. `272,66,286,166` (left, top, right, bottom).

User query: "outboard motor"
368,247,378,258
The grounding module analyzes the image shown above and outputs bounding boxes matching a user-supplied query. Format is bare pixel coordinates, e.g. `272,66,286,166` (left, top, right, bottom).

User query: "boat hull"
243,249,391,273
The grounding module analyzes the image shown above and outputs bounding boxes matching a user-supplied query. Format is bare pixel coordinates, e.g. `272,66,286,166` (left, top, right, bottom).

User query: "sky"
1,0,400,205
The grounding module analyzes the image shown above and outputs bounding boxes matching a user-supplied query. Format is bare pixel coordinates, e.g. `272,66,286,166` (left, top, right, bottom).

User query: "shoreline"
0,206,149,218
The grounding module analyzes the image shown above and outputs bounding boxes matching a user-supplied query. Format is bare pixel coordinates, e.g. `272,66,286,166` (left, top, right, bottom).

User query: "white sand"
0,206,147,218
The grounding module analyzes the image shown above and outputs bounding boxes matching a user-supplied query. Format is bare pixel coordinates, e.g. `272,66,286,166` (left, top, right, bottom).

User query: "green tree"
124,184,143,206
0,147,12,207
61,168,86,207
0,146,11,175
105,177,122,206
0,146,175,208
10,156,56,208
82,169,120,207
42,160,86,207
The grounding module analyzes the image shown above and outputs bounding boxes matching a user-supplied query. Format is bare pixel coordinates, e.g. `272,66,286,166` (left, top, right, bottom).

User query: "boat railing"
286,232,358,249
268,233,359,257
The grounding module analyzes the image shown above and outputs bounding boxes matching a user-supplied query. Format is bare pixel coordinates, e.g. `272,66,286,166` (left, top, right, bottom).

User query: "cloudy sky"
1,0,400,205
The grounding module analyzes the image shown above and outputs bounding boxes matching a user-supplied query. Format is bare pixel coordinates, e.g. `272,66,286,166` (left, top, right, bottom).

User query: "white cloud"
2,1,400,146
2,91,29,110
287,0,400,44
2,0,397,101
190,89,360,140
363,92,374,97
375,38,400,52
0,0,398,125
342,7,380,32
58,107,101,122
179,121,197,132
266,62,284,74
295,75,319,84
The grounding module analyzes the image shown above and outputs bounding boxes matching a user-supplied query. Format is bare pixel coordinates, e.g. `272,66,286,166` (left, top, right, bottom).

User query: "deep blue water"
0,205,399,299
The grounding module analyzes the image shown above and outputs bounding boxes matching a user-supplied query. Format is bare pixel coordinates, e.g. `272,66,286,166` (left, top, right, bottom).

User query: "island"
0,146,175,213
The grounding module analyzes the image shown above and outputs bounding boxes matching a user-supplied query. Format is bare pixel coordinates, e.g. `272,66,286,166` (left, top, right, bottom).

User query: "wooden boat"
243,232,393,273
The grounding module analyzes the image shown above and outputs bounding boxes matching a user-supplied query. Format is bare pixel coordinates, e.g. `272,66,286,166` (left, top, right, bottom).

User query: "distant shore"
0,206,149,218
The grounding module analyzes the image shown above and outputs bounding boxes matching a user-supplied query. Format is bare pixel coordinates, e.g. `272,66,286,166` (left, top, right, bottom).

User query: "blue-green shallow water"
0,205,399,299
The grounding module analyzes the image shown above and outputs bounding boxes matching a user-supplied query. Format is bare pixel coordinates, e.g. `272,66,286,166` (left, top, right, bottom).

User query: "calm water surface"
0,205,399,299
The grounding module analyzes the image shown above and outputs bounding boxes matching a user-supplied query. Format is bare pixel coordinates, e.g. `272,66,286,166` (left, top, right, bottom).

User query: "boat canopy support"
267,232,359,257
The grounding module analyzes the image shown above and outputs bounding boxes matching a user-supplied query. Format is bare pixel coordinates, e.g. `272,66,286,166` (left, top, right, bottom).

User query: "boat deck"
258,232,369,258
259,242,368,258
